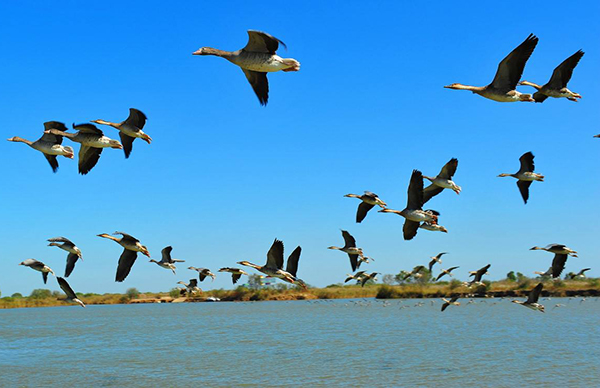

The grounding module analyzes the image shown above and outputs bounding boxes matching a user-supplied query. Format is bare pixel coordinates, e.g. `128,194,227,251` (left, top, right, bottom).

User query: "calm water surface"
1,298,599,387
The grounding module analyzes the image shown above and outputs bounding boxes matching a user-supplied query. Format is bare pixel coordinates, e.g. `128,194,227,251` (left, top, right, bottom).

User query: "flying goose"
465,264,491,287
8,122,74,172
423,158,461,204
149,246,185,274
193,30,300,106
344,192,387,223
19,259,55,284
403,265,427,281
436,266,460,281
419,219,448,233
97,232,150,282
519,50,584,102
444,34,538,102
45,123,122,175
57,277,85,308
344,271,367,283
378,170,439,240
283,246,306,288
48,237,82,277
218,267,249,284
238,239,299,285
92,108,151,158
428,252,448,272
530,244,578,257
188,267,216,282
358,272,379,287
498,151,544,204
177,279,201,295
512,283,545,312
441,296,460,312
569,268,591,279
356,255,374,270
328,230,364,272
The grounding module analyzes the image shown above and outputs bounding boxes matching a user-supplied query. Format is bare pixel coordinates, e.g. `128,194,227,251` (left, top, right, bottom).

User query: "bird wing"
232,273,242,284
551,254,568,278
161,246,173,263
428,259,435,272
526,283,543,304
241,69,269,106
114,232,139,243
532,91,549,103
489,34,538,92
41,122,68,143
42,271,49,284
341,230,357,249
474,265,490,281
435,273,445,281
266,239,285,269
243,30,286,54
285,246,302,277
517,180,532,204
48,237,74,244
64,252,79,277
57,277,78,299
547,50,584,89
406,170,424,210
124,108,147,129
422,184,444,205
441,302,449,312
439,158,458,179
356,202,375,223
73,123,103,135
448,266,459,272
348,254,358,272
115,249,138,282
119,132,135,159
437,252,448,259
518,152,535,174
199,272,207,282
78,145,103,175
189,279,198,288
43,154,59,173
403,220,420,240
449,296,459,303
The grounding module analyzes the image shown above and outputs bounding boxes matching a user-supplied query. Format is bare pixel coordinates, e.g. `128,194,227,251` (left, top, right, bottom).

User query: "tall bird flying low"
530,244,577,279
92,108,151,158
57,277,86,308
423,159,461,204
149,246,185,274
193,30,300,105
512,283,545,313
7,122,74,172
379,170,439,240
238,239,301,286
498,152,544,204
328,230,364,272
97,232,150,282
44,123,122,175
436,266,460,281
218,267,249,284
441,296,460,312
444,34,538,102
428,252,448,272
188,267,216,282
519,50,584,102
465,264,491,287
344,192,387,223
19,259,55,284
48,237,83,277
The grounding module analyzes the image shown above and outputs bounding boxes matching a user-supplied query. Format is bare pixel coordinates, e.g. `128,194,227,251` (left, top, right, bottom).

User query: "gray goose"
359,272,379,287
519,50,584,102
19,259,55,284
530,244,577,279
177,279,201,295
403,265,426,281
428,252,448,272
188,267,216,282
48,237,82,277
569,268,591,279
218,267,249,284
238,239,300,285
445,34,538,102
97,232,150,282
45,123,122,175
379,170,439,240
57,277,86,308
7,122,74,172
423,158,461,204
436,266,459,281
512,283,545,312
193,30,300,105
344,192,387,223
498,151,544,204
441,296,460,312
149,246,185,274
92,108,151,158
465,264,491,287
328,230,363,272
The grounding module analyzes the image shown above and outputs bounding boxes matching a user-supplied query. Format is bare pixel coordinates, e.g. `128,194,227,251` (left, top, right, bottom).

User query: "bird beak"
192,49,203,55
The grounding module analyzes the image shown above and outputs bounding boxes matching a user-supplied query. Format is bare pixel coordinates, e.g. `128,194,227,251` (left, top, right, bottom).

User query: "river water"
1,298,598,387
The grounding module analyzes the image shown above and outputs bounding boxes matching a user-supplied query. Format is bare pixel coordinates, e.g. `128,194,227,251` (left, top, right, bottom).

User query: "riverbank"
1,278,598,309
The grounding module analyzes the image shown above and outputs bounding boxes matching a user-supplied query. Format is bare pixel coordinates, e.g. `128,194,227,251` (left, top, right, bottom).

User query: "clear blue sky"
1,1,599,296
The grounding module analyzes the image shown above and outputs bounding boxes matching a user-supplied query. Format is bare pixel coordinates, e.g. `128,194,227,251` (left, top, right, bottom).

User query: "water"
1,298,599,387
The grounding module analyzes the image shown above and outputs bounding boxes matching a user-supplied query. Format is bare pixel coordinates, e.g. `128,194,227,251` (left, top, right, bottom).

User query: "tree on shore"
125,288,140,300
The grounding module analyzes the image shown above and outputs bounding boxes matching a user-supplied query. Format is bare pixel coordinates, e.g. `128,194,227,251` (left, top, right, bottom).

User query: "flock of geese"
12,31,594,313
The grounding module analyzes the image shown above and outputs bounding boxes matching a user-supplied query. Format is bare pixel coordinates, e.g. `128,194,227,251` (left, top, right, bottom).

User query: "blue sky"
1,1,599,296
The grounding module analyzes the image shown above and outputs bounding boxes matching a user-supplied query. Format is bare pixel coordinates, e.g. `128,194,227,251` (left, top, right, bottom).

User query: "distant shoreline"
1,279,598,309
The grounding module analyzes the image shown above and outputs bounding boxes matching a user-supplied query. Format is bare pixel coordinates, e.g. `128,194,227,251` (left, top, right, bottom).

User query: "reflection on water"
1,298,599,386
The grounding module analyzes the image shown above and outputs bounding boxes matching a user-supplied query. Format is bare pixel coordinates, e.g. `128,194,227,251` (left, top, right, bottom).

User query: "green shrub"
30,289,52,299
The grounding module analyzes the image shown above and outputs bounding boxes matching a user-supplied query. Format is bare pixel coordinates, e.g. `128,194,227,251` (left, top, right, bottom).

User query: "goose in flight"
218,267,248,284
465,264,491,287
403,265,427,281
283,246,306,288
569,268,591,279
344,271,367,283
379,170,439,240
436,266,460,281
530,244,577,279
344,192,387,223
238,239,300,285
419,219,448,233
423,159,461,204
512,283,545,312
57,277,85,308
328,230,364,272
519,50,584,102
428,252,448,272
19,259,55,284
358,272,379,287
356,255,374,270
44,123,122,175
177,279,201,295
441,296,460,312
188,267,216,282
97,232,150,282
8,122,74,172
193,30,300,106
444,34,538,102
530,244,578,257
92,108,151,158
498,152,544,204
48,237,82,277
149,246,185,274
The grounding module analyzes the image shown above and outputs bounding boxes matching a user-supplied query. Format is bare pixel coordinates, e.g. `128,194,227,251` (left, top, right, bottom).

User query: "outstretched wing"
116,249,138,282
547,50,584,89
48,237,74,244
78,146,103,175
64,253,79,277
43,154,59,173
286,246,302,278
439,158,458,179
518,152,535,174
532,91,549,103
526,283,543,303
348,254,358,272
356,202,375,223
266,239,284,269
124,108,147,129
423,184,444,205
243,30,286,54
517,180,532,204
73,123,103,135
406,170,424,210
119,132,135,159
341,230,357,249
242,69,269,106
161,246,173,263
489,34,538,92
57,277,78,299
41,122,67,144
551,254,568,278
403,220,420,241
